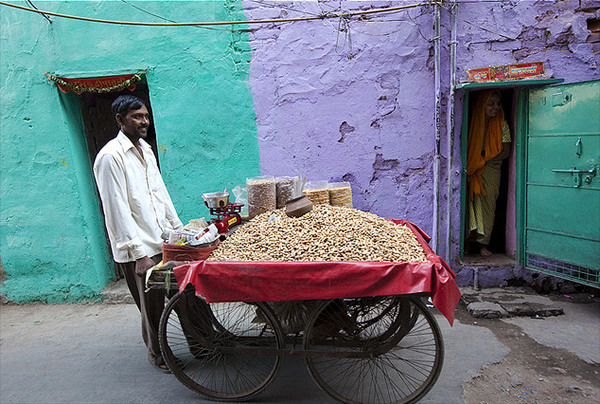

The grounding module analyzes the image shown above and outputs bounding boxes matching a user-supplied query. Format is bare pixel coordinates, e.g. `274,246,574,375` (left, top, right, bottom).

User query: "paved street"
1,287,598,404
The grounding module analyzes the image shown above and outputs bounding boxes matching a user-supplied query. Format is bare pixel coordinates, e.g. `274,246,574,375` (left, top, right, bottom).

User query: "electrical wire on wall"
120,0,241,32
1,1,444,60
25,0,51,23
1,1,516,49
0,1,441,28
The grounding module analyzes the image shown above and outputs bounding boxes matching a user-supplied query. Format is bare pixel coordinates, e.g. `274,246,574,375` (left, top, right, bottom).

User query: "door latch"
552,91,572,107
552,166,597,187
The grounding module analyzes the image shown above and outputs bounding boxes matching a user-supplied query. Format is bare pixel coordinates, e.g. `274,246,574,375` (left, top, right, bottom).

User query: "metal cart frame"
149,271,444,404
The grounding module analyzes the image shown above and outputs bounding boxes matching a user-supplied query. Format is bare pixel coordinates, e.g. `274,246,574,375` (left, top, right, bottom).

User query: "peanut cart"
148,220,461,404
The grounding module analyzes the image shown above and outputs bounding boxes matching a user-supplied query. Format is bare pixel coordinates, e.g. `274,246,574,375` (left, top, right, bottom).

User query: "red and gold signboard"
44,72,143,94
468,62,544,83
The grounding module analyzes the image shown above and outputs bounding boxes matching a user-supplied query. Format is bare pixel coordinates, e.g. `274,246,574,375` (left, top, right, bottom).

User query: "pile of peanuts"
208,205,428,263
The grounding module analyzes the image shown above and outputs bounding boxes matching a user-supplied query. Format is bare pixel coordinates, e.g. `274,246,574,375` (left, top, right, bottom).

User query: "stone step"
461,286,565,319
101,279,134,304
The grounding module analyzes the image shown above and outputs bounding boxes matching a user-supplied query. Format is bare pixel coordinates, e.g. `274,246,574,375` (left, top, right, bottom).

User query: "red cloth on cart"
173,220,461,325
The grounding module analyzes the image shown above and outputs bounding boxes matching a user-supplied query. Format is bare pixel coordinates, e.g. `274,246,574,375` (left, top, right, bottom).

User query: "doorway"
462,88,514,258
78,79,158,165
77,78,158,278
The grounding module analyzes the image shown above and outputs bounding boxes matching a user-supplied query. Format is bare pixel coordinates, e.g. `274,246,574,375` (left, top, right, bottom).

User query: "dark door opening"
487,89,513,254
464,88,514,257
77,78,158,278
78,79,158,164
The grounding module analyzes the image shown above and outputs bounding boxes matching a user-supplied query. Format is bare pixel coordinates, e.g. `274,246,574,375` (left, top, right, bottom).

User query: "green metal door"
526,80,600,287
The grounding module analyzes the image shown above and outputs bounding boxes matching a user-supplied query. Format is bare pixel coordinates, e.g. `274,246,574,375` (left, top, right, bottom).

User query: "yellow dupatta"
467,90,504,200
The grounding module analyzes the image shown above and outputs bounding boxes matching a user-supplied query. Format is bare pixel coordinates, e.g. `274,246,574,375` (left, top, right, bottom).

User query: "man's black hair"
112,95,146,119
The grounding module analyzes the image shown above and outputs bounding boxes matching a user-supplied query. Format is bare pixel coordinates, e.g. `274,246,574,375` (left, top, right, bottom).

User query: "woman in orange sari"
466,90,511,256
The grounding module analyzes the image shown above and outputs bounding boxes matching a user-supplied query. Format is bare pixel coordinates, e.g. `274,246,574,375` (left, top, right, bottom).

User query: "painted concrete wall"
453,0,598,83
0,0,260,302
246,0,598,279
242,0,598,286
243,1,438,227
1,1,599,302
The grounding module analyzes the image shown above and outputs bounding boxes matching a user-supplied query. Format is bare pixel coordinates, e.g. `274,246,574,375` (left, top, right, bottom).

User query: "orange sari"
466,90,504,200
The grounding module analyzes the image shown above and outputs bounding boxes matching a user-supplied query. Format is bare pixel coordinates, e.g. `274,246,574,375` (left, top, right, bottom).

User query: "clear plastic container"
276,176,300,209
247,176,277,219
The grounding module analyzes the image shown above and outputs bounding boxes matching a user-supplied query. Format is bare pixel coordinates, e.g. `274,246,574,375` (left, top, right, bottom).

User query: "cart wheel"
159,286,284,402
303,296,444,404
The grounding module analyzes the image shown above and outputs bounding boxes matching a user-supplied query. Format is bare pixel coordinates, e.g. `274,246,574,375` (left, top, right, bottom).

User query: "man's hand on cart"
135,256,156,277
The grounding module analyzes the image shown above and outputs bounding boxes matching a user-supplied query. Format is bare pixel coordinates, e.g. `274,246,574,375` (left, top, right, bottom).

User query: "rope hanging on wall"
43,72,144,94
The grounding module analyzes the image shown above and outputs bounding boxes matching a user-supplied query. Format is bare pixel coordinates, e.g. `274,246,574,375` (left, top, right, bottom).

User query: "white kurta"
93,131,183,263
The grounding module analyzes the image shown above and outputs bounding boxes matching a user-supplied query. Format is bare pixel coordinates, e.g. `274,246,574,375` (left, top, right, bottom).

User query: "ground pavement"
0,284,598,404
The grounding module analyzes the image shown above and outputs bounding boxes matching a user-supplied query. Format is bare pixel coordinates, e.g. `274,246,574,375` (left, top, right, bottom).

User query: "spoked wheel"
159,286,285,402
303,295,444,404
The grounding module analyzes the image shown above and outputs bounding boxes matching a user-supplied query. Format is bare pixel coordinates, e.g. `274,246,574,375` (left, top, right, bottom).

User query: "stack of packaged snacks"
328,182,353,208
303,180,330,205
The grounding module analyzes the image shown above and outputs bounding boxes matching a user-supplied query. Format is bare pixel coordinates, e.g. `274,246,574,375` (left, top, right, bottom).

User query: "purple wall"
243,1,438,227
453,0,598,84
243,1,599,285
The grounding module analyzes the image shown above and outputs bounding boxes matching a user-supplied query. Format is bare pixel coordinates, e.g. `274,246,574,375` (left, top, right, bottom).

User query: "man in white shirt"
93,95,183,373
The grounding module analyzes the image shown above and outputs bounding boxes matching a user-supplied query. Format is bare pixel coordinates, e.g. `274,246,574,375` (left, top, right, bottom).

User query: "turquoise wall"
0,1,260,302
